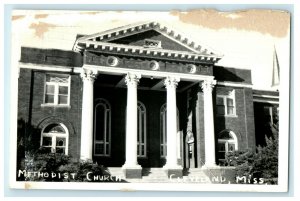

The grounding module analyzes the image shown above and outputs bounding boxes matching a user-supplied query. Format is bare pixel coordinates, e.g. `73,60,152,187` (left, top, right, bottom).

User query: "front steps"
106,167,219,183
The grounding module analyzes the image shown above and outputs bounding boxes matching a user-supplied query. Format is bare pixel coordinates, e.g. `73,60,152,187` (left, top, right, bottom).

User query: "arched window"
94,98,111,156
217,130,238,164
137,101,147,157
41,123,69,155
160,103,179,158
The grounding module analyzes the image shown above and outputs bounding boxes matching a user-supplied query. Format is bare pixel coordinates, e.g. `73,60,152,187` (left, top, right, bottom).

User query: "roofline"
73,21,224,57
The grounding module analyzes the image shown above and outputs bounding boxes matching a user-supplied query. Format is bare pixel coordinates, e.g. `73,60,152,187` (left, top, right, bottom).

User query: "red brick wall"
214,86,256,151
17,68,83,159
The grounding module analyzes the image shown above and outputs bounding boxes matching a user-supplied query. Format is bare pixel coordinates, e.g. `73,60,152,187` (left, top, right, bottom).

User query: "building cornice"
19,62,76,73
77,40,222,63
74,21,223,56
80,64,215,82
216,81,253,88
253,99,279,104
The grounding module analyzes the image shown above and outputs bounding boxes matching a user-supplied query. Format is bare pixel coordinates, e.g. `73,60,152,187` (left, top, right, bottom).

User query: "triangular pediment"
73,21,223,62
109,29,194,53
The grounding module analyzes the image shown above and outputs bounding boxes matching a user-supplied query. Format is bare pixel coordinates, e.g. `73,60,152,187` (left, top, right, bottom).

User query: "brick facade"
17,44,260,170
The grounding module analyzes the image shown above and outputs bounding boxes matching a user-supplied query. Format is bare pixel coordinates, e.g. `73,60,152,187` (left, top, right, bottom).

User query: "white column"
201,79,217,168
163,77,181,169
80,69,97,160
122,73,141,168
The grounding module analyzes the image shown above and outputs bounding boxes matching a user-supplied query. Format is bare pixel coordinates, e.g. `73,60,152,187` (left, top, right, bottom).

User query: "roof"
73,21,223,63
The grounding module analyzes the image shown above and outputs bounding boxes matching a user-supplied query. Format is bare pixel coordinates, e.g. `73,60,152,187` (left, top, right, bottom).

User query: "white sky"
11,10,290,90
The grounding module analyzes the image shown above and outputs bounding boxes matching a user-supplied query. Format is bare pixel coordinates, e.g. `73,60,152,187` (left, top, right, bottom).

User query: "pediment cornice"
73,21,223,63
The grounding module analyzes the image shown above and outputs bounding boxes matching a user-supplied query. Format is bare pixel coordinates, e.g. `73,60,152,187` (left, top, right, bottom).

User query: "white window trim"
217,131,238,162
40,123,69,155
216,90,237,117
41,74,71,107
94,98,111,157
137,101,147,158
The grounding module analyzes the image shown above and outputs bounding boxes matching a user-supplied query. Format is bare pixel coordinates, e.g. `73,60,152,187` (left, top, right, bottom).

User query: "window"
94,99,111,156
40,123,69,155
217,130,238,165
44,74,70,106
137,102,147,157
160,104,179,157
216,90,236,116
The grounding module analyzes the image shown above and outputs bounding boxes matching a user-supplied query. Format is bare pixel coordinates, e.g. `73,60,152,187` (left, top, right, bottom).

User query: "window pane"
216,97,224,105
137,112,140,142
227,98,234,106
95,143,104,155
228,143,235,152
59,86,68,95
49,75,69,83
56,137,66,146
227,107,234,115
142,145,145,156
217,106,225,115
45,95,54,103
42,137,52,146
142,114,145,143
58,95,68,104
106,111,110,143
56,147,65,154
95,105,105,141
46,85,55,94
106,144,109,155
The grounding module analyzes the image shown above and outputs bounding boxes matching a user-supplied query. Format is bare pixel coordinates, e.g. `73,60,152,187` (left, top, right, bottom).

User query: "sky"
11,10,290,90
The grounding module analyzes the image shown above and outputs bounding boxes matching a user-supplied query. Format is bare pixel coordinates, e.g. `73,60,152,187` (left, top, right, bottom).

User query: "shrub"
225,129,278,184
21,152,108,182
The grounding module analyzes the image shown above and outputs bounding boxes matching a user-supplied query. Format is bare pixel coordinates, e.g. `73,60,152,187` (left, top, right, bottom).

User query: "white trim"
77,40,221,61
216,90,237,117
137,101,147,158
253,94,279,99
253,99,279,104
82,64,215,82
217,130,238,162
94,98,111,157
42,74,71,107
217,81,253,88
75,21,223,57
19,62,75,72
40,123,69,155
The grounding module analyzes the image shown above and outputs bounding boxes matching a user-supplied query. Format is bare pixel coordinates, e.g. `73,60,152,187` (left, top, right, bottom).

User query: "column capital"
200,80,216,93
125,73,141,87
80,69,98,82
164,77,180,88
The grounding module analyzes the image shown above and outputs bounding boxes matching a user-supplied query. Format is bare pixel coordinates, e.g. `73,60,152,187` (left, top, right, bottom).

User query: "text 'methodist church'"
17,21,279,180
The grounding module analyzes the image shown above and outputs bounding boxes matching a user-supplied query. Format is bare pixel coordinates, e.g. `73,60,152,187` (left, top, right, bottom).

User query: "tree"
226,123,278,184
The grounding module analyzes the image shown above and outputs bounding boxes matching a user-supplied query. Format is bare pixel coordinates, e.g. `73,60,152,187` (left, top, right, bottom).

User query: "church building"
16,21,279,180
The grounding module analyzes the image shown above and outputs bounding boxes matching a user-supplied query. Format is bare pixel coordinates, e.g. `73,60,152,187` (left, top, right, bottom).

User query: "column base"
163,165,183,178
122,164,142,179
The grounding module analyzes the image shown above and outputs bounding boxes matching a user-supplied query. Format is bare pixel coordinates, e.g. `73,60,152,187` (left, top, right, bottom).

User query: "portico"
75,21,222,178
78,65,218,178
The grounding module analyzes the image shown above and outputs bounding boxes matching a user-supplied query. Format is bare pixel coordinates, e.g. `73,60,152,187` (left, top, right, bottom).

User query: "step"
106,167,124,177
